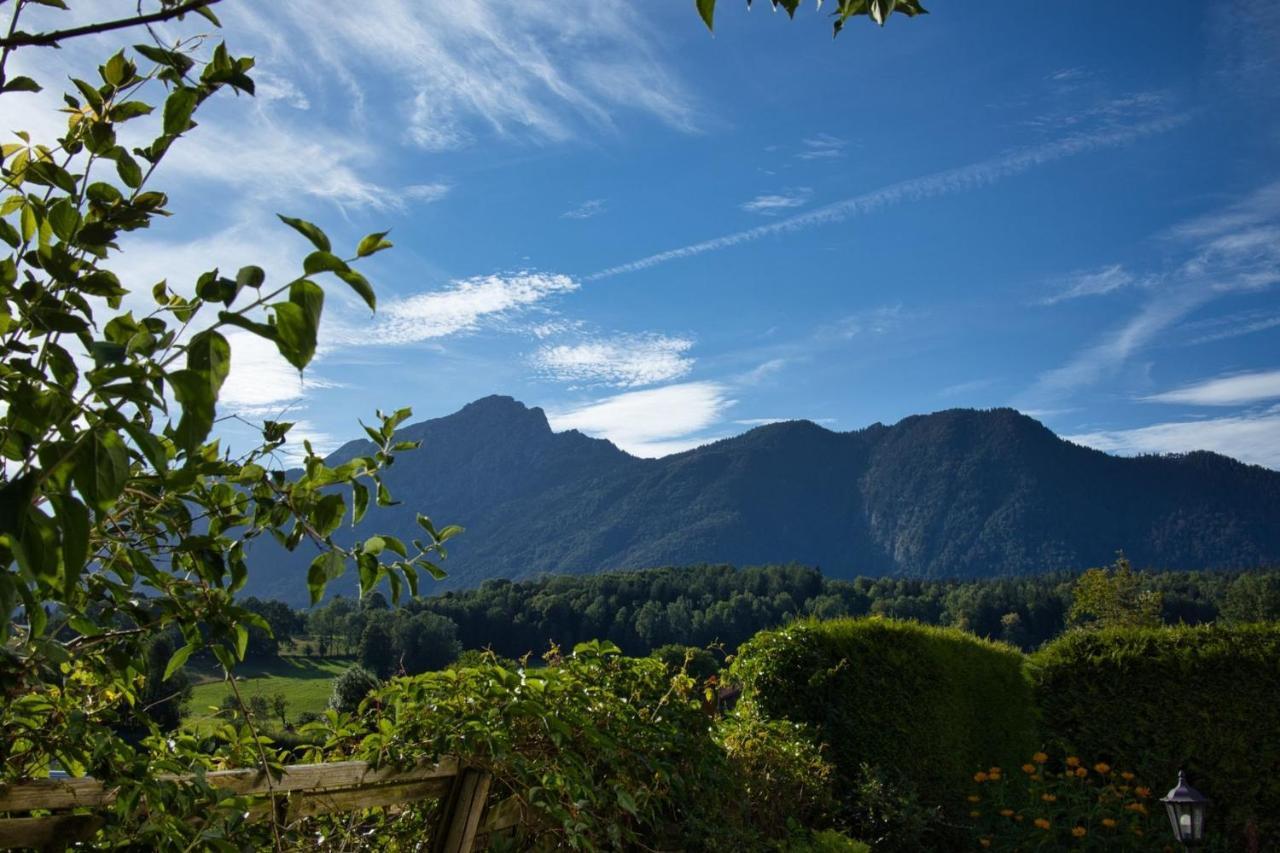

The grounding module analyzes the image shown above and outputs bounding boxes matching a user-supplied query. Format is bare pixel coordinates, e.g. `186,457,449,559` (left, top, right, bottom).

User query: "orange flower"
970,810,982,818
1034,818,1051,830
1033,751,1049,763
1094,762,1111,775
1066,756,1081,767
1042,794,1058,803
968,795,981,803
1015,815,1025,822
1075,767,1088,778
1000,809,1015,817
1102,818,1118,828
1031,773,1042,781
1135,786,1152,798
1022,763,1037,774
1121,771,1135,781
1126,802,1148,815
979,840,992,849
974,771,989,783
1072,826,1088,838
988,766,1001,775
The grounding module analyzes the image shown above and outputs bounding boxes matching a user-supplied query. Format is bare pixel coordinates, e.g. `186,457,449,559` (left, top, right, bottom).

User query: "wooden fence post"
431,768,492,853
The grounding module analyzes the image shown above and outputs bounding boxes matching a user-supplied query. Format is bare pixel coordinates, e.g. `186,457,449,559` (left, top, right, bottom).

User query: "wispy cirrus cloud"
561,199,607,219
235,2,698,151
531,333,694,388
374,272,579,345
1067,407,1280,469
1142,369,1280,406
741,188,812,215
1026,179,1280,402
796,134,848,160
1176,309,1280,345
1039,264,1141,305
589,111,1188,280
547,381,734,457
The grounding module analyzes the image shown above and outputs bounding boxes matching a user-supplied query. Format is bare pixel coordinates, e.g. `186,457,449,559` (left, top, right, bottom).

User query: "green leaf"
72,428,131,513
115,152,142,189
356,231,393,258
164,643,196,680
302,251,348,275
362,536,385,556
50,495,89,599
270,279,323,370
307,551,344,605
233,624,249,660
109,100,152,122
236,265,265,289
696,0,716,32
163,87,198,135
352,481,369,525
336,268,376,312
276,214,331,252
2,76,41,94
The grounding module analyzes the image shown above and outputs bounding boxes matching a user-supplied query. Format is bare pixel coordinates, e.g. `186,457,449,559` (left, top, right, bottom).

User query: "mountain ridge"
240,396,1280,606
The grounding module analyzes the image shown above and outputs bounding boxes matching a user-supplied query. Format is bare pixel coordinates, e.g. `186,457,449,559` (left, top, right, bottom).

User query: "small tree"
328,665,379,715
358,616,395,678
1068,554,1163,629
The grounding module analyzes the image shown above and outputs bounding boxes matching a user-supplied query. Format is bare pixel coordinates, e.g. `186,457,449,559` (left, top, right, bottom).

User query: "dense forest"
242,397,1280,605
279,564,1280,676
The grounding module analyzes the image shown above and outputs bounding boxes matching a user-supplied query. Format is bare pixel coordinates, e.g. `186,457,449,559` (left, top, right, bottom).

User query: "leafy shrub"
966,752,1164,851
716,713,837,837
1032,624,1280,848
730,618,1038,846
651,643,722,682
307,642,764,850
328,666,380,715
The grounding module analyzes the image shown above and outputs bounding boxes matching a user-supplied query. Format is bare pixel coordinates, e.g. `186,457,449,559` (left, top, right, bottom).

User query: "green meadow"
186,657,351,733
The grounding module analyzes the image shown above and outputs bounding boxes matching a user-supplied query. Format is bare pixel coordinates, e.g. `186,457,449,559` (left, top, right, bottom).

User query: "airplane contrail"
586,114,1190,281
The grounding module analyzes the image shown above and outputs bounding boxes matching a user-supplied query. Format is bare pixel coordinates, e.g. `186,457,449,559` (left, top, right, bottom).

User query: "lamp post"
1160,770,1209,849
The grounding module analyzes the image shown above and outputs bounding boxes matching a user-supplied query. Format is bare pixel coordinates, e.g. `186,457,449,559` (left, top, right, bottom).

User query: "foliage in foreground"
966,752,1165,851
1033,623,1280,849
300,642,835,851
730,617,1039,849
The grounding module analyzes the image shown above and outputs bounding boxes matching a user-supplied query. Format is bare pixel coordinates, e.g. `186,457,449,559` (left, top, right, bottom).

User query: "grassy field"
186,656,351,733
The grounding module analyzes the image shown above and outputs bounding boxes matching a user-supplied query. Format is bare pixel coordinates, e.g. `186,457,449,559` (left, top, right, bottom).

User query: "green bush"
729,617,1038,841
1032,624,1280,849
716,713,837,837
307,642,772,850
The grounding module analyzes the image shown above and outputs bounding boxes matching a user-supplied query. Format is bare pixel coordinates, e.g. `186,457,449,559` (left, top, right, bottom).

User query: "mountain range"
241,396,1280,606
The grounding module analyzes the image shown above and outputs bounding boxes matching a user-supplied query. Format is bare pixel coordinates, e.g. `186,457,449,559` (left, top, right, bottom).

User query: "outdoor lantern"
1160,770,1209,848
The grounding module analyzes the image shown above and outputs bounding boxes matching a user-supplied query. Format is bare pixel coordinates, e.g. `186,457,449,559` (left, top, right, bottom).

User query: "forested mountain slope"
242,396,1280,605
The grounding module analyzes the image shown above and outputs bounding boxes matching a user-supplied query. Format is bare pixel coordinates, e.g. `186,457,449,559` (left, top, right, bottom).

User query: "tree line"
283,563,1280,674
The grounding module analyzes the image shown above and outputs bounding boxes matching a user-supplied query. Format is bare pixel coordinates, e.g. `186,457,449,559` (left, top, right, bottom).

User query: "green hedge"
1032,624,1280,849
729,618,1039,820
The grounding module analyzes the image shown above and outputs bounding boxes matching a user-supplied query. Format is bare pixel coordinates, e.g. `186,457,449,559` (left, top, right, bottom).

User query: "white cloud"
238,2,697,151
590,111,1187,280
1028,179,1280,402
375,272,578,344
165,119,431,212
1067,408,1280,469
1143,369,1280,406
741,188,812,215
562,199,607,220
546,381,734,457
1178,310,1280,345
1040,264,1137,305
532,334,694,387
823,304,905,340
796,134,847,160
220,331,340,416
404,183,453,204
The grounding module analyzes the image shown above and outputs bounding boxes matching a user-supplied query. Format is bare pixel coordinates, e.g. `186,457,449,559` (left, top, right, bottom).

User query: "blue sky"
12,2,1280,465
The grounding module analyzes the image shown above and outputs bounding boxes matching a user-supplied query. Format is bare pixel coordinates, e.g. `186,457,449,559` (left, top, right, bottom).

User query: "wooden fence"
0,758,524,851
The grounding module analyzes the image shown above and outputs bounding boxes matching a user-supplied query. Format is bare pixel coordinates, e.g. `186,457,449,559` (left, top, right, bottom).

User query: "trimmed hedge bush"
1032,624,1280,849
729,618,1039,826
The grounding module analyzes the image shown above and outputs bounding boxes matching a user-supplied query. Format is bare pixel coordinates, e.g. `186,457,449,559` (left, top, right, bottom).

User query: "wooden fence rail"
0,759,523,851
